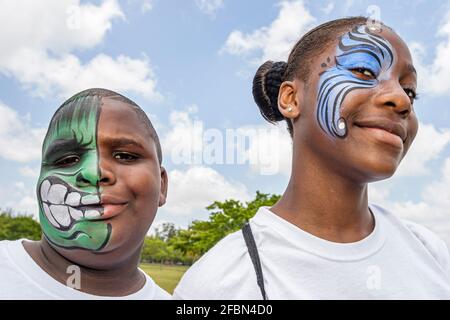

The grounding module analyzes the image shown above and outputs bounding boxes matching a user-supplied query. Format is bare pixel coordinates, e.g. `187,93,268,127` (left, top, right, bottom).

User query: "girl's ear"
158,166,168,207
278,80,303,119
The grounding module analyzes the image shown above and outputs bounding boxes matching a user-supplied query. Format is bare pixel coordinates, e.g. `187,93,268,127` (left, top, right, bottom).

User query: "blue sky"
1,0,450,247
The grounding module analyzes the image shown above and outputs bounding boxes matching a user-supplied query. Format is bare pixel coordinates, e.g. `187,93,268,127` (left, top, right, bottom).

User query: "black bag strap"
242,222,268,300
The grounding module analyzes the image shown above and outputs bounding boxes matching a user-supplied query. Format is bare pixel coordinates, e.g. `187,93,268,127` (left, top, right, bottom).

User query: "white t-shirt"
0,239,170,300
174,204,450,299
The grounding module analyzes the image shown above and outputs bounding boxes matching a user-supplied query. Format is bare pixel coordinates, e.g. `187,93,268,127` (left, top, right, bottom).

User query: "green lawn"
140,263,189,294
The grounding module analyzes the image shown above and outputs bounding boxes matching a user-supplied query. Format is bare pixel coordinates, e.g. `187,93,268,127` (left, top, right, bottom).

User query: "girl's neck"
272,143,375,243
23,238,145,297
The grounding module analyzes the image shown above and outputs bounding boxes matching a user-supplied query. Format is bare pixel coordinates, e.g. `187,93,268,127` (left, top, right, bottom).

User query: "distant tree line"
0,192,280,265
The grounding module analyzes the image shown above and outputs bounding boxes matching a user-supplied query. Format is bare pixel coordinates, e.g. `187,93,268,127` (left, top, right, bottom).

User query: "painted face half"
37,95,110,251
316,25,394,138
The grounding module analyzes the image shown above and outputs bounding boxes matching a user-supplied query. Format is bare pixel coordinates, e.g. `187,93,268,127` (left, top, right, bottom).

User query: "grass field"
140,263,189,294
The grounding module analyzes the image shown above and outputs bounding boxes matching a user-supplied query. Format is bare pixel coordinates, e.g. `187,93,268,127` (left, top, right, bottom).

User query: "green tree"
154,222,178,241
141,236,169,263
170,191,280,260
0,209,41,241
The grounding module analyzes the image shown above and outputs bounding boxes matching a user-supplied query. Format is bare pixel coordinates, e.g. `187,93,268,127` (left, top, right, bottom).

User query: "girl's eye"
54,155,80,167
350,67,376,79
404,88,418,102
113,152,139,162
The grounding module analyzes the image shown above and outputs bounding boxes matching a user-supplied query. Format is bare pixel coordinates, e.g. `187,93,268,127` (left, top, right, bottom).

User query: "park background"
1,0,450,292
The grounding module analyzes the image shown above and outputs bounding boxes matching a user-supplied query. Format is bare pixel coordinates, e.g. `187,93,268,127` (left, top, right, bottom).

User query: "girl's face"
294,25,418,182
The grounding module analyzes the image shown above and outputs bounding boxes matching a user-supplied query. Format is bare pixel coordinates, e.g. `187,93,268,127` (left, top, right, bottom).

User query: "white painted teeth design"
41,179,104,227
47,184,67,205
43,203,59,228
40,180,51,203
84,210,101,219
50,205,71,227
81,194,100,205
69,207,83,221
65,192,81,206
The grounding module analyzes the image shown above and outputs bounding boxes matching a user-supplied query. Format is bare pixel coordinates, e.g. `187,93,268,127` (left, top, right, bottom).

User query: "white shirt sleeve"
403,220,450,276
173,231,262,300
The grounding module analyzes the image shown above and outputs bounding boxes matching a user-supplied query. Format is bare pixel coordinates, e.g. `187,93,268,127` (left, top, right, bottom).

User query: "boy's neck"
22,238,145,297
271,143,375,243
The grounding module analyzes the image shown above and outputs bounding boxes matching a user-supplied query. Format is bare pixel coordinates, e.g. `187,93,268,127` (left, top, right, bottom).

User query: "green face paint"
37,94,111,251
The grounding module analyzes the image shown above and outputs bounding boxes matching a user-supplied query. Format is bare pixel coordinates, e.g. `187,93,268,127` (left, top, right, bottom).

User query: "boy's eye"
113,152,139,162
350,67,376,79
54,155,80,167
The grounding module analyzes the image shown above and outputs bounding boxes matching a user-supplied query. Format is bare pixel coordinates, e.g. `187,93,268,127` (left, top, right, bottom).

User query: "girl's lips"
355,125,404,149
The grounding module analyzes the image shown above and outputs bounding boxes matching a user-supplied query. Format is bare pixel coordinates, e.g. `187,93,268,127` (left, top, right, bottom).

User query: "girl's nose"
374,81,412,117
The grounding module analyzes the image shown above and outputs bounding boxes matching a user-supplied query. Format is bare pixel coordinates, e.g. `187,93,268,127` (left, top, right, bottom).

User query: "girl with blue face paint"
174,17,450,299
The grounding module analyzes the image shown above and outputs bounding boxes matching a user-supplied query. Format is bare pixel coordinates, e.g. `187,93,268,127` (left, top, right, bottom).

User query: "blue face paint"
316,25,394,138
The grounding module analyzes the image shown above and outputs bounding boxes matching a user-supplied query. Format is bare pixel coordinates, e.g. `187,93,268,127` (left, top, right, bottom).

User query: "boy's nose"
75,151,100,187
98,158,116,186
374,81,412,117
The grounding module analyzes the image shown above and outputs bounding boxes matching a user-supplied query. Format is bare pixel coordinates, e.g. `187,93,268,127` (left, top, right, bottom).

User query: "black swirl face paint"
316,25,394,138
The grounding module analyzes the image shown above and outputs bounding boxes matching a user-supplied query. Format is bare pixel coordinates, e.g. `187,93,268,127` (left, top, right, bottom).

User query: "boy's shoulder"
173,229,260,299
0,238,23,261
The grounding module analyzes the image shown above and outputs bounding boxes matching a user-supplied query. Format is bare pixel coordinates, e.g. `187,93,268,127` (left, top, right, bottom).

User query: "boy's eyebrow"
101,137,146,150
44,138,84,159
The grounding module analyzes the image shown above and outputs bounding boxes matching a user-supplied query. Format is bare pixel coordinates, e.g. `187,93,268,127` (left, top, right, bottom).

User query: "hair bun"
252,60,287,123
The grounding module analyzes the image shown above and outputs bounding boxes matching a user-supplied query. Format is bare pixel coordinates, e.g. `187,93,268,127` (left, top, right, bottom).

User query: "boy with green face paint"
39,94,110,251
0,88,170,299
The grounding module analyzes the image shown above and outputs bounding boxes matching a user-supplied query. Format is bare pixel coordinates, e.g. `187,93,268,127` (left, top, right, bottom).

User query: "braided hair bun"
252,61,287,123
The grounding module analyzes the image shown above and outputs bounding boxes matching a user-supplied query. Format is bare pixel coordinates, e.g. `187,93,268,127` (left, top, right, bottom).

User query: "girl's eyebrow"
406,63,417,75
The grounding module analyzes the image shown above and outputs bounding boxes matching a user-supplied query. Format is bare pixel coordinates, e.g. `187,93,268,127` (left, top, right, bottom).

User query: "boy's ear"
277,80,303,119
158,166,168,207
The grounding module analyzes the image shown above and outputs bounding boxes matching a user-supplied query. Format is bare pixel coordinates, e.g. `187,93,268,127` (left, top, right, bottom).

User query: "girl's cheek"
316,65,378,139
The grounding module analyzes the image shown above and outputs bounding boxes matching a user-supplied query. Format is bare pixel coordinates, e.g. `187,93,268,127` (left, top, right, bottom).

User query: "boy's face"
37,96,166,265
295,25,418,182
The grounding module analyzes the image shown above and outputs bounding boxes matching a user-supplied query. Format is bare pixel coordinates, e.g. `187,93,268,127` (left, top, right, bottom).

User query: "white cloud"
0,0,124,55
0,181,39,218
164,166,251,215
321,2,334,15
343,0,355,12
195,0,224,17
0,102,46,162
243,123,292,176
162,107,204,165
370,156,450,249
19,166,40,179
162,107,293,175
410,8,450,95
0,0,161,100
396,122,450,176
141,0,153,13
221,0,315,62
423,157,450,211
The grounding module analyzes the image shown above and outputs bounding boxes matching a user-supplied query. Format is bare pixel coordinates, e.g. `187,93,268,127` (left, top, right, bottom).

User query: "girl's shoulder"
173,230,261,299
401,218,449,270
371,203,450,273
